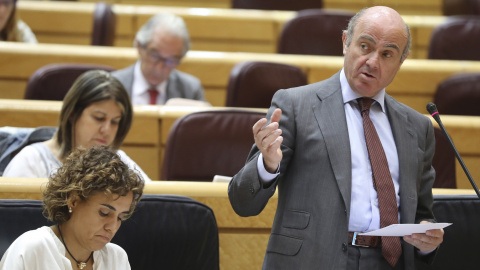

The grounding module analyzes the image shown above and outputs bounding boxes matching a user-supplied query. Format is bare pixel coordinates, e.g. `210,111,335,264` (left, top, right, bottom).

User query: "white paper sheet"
358,223,452,236
212,175,232,183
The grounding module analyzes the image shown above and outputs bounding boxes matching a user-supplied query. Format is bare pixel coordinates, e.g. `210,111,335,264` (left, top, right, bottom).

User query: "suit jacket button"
342,242,347,251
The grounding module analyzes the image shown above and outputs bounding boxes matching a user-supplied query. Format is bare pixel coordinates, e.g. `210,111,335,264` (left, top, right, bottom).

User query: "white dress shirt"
132,61,167,105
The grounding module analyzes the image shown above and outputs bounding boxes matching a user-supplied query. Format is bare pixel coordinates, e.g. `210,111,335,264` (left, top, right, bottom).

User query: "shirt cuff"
418,248,435,256
257,153,280,186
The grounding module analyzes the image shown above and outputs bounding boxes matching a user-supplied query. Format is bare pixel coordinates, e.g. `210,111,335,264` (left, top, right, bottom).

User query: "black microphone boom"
426,102,480,199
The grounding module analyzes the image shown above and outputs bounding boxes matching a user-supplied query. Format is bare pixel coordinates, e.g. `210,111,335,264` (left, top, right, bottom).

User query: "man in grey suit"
111,13,205,105
228,6,444,270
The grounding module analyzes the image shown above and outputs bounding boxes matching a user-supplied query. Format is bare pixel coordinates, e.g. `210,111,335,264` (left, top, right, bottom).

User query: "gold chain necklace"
57,224,93,269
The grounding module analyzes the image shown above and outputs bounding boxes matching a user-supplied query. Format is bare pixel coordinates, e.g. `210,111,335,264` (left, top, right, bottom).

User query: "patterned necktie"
147,88,158,105
358,97,402,267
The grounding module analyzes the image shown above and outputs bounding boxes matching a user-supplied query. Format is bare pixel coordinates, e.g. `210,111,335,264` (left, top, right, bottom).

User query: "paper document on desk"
359,223,452,236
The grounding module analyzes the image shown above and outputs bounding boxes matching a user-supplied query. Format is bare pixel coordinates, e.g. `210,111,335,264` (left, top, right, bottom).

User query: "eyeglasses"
142,47,181,68
0,0,15,6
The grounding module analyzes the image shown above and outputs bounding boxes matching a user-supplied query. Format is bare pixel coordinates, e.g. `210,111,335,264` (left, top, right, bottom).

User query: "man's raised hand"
253,108,283,173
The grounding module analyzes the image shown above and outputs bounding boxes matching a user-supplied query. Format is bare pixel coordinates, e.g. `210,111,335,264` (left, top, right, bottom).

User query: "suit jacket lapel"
385,95,418,224
165,70,182,100
312,73,352,209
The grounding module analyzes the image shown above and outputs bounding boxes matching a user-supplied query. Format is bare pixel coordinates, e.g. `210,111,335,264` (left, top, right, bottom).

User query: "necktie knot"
357,97,374,113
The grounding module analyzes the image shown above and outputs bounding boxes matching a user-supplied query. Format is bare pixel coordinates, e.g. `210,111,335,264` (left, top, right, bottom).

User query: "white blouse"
0,226,131,270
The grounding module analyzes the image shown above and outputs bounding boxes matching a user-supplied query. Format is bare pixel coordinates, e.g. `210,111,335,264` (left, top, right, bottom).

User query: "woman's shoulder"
0,227,66,269
6,226,57,253
3,142,55,177
95,243,130,269
16,20,38,44
101,242,128,255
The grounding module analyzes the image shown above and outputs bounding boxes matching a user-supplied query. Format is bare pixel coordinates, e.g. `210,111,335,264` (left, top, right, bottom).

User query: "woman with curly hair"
0,146,144,269
3,70,151,181
0,0,37,43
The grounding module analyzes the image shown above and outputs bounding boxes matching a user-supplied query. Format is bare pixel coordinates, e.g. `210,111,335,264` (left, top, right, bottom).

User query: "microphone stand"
427,103,480,199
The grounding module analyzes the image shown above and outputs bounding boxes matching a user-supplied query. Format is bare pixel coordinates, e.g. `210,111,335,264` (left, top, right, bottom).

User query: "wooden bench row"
1,42,480,110
75,0,446,15
17,1,446,58
0,178,475,269
0,99,479,189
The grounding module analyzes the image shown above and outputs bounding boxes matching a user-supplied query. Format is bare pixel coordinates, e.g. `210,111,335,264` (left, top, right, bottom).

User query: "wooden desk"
17,1,289,52
2,42,480,111
0,178,474,269
1,99,480,189
17,1,445,58
74,0,445,15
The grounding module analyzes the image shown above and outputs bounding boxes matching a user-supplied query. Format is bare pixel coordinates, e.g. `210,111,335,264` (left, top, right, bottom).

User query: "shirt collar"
340,68,386,113
133,61,167,94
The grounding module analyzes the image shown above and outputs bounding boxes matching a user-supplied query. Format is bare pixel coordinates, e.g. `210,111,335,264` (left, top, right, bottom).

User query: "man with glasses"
112,13,205,105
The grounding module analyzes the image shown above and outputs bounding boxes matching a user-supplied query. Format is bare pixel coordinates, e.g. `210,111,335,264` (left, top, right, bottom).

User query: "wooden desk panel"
76,0,445,15
3,42,480,111
0,179,277,270
0,178,474,269
0,98,479,189
17,1,447,57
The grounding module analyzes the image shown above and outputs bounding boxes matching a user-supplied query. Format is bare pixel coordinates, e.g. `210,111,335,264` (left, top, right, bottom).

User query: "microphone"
426,102,480,199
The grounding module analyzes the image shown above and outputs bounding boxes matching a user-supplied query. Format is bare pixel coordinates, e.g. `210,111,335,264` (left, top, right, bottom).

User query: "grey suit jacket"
228,72,436,270
111,64,205,104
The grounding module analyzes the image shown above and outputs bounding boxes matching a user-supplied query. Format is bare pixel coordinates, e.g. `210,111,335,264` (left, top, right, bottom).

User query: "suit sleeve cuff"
257,153,280,186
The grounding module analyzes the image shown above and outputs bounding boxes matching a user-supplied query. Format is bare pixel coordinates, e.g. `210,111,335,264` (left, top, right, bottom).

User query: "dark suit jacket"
228,72,436,270
111,64,205,104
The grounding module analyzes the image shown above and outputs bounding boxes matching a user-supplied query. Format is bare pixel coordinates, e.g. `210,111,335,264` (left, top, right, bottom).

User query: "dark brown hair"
56,70,133,159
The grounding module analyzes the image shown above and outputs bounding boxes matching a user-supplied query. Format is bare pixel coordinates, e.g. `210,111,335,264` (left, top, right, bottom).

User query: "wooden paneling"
0,178,475,269
17,1,448,58
1,98,480,189
3,42,480,111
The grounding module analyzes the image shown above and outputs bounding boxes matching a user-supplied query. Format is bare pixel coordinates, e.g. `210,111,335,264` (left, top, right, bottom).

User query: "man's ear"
400,52,410,63
135,41,142,55
342,31,348,55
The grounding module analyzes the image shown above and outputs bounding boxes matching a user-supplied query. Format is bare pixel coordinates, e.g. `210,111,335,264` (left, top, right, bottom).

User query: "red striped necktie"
358,97,402,267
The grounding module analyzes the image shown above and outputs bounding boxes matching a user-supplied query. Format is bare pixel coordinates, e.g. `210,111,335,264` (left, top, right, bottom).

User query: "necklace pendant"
78,262,87,269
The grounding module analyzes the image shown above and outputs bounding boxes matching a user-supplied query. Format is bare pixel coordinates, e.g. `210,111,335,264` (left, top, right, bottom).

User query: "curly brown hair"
42,146,144,224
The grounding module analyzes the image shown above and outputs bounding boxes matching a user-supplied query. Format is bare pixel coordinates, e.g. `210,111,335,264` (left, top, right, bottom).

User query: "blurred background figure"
112,12,205,105
0,0,37,43
0,146,144,269
3,70,151,181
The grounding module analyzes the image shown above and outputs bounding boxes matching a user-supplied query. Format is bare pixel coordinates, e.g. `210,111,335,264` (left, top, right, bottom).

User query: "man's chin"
146,76,166,86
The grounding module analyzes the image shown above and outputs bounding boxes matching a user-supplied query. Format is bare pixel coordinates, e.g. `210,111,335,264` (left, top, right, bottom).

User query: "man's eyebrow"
358,35,400,52
384,43,400,53
358,35,376,44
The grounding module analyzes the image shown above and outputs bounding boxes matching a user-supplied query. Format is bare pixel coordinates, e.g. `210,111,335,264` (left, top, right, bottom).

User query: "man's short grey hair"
343,8,411,62
135,13,191,57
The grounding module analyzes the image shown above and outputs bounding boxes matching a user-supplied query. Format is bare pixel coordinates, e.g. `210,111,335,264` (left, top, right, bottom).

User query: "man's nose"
366,53,379,69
